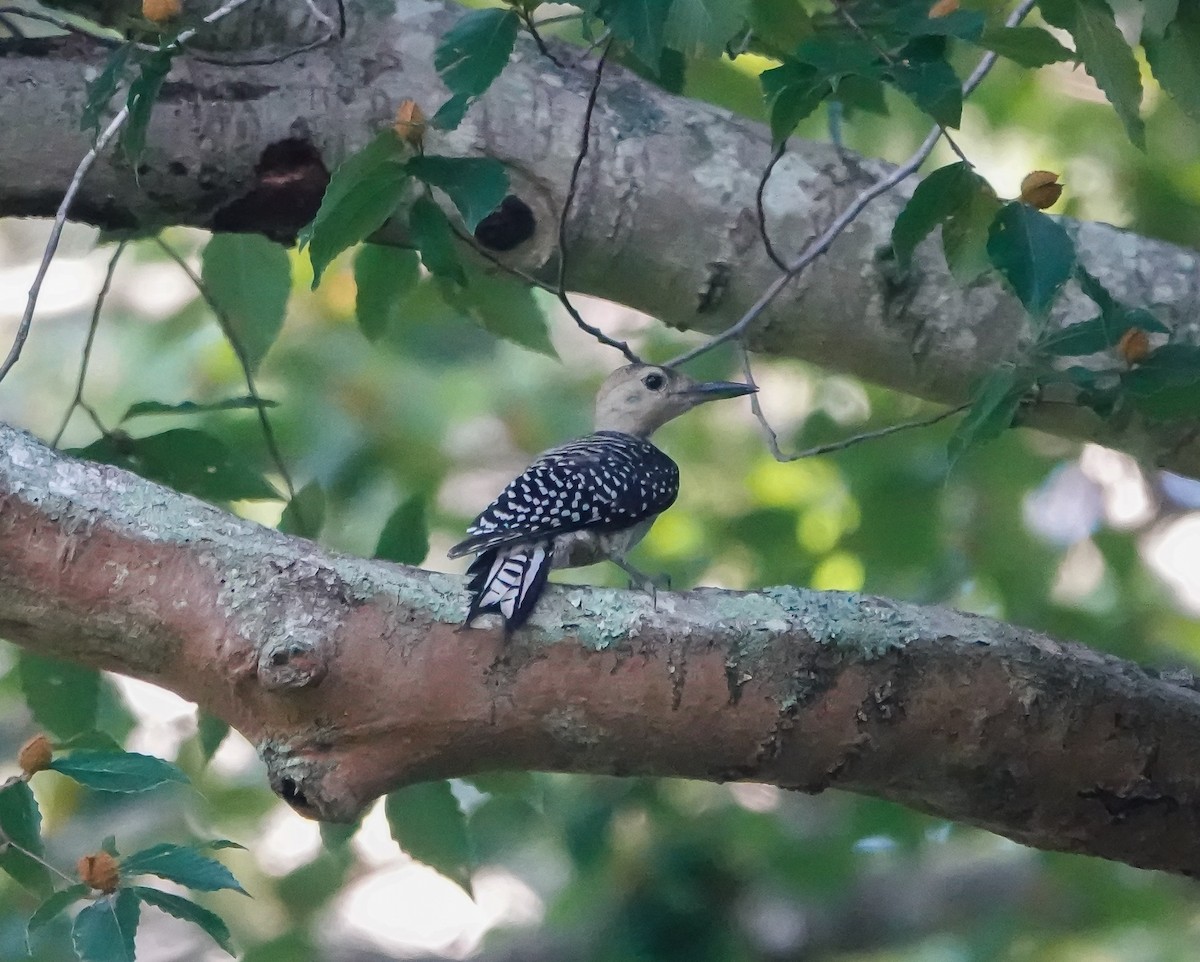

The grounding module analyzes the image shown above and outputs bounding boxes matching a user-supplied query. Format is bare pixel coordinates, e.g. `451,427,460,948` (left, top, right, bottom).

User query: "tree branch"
2,422,1199,876
3,1,1200,471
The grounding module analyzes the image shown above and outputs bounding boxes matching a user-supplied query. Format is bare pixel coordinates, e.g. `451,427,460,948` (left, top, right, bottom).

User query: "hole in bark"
279,776,307,807
474,195,536,251
270,650,289,666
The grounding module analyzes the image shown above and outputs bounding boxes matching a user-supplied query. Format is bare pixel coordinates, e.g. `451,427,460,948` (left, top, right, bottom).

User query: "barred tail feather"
463,543,552,633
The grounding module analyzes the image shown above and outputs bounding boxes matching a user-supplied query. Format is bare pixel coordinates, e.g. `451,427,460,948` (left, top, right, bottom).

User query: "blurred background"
4,0,1200,959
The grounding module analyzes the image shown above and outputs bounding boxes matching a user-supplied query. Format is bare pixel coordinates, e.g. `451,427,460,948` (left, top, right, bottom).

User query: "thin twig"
153,237,298,506
521,9,563,68
668,0,1037,369
0,826,77,885
556,41,640,363
0,0,255,389
741,347,968,461
51,241,127,447
756,141,789,271
0,6,117,40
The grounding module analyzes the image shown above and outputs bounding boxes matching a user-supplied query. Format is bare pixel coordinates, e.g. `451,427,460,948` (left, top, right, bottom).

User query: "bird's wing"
447,432,679,559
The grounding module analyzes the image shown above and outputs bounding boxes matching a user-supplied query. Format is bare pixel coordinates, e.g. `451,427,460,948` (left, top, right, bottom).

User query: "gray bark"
2,1,1200,472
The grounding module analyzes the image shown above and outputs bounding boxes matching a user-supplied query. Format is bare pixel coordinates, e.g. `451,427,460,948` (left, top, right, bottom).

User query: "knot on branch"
260,740,367,823
218,554,353,691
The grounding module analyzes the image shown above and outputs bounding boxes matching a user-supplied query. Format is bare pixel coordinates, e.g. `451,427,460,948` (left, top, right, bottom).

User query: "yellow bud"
928,0,960,17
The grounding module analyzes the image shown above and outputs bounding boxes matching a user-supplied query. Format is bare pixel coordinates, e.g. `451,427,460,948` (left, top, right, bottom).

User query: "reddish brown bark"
3,423,1200,876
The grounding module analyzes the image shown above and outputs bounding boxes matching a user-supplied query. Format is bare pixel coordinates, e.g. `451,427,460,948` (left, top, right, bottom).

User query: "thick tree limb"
3,2,1200,473
3,423,1200,876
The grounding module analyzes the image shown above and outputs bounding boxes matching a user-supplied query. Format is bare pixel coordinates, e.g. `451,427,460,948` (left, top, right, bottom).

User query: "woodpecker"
448,363,755,632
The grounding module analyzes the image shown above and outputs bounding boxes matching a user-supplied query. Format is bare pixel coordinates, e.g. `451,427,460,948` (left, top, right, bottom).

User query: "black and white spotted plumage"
449,431,680,632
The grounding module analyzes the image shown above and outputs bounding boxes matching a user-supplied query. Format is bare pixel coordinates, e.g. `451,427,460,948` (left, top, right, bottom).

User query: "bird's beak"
684,380,758,402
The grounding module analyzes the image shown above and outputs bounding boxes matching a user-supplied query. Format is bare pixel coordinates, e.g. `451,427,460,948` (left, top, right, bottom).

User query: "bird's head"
593,363,756,437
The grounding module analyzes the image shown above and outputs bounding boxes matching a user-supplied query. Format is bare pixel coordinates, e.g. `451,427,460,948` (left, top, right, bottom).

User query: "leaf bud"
394,99,427,147
1020,170,1063,209
78,852,121,893
17,734,52,776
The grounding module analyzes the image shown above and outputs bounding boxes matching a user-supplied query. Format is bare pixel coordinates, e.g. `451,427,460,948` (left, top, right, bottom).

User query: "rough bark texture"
3,422,1200,877
2,2,1200,472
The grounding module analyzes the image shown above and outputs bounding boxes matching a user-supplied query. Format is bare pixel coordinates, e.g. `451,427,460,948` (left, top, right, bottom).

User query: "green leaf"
434,7,519,120
18,653,100,738
1129,382,1200,420
134,886,235,955
298,130,409,287
444,268,558,357
56,731,124,753
409,195,466,285
0,780,52,896
1038,316,1113,355
201,233,292,372
354,245,421,341
748,0,812,54
1143,0,1180,40
375,495,430,565
1039,0,1144,147
27,884,89,947
942,180,1002,284
948,367,1033,464
70,429,280,502
760,61,832,147
72,890,139,962
887,56,962,127
1144,2,1200,124
600,0,675,66
891,162,987,270
974,26,1077,67
82,44,133,137
123,843,248,895
385,781,474,895
986,202,1075,320
407,156,509,232
431,93,473,132
663,0,749,57
793,35,882,78
196,713,230,764
50,749,189,793
121,397,277,421
279,480,326,538
911,10,985,40
121,46,174,164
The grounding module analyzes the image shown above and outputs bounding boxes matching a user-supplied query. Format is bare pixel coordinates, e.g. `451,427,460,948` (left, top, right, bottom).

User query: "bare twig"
669,0,1037,369
0,818,77,886
51,241,128,447
0,0,256,389
556,41,640,364
153,237,298,506
0,6,119,40
756,141,789,272
521,9,564,68
740,347,967,461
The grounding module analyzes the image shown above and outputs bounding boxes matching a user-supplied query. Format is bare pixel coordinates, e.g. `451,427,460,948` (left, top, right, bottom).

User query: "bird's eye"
643,372,666,391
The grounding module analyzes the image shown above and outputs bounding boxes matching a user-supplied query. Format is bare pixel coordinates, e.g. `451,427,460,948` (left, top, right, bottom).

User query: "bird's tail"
462,542,553,633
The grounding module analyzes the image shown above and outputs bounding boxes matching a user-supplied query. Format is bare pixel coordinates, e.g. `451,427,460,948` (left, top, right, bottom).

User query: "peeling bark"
2,2,1200,473
3,423,1200,876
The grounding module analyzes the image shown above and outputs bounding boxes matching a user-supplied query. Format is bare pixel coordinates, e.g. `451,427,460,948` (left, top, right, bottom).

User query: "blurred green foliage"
2,0,1200,960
